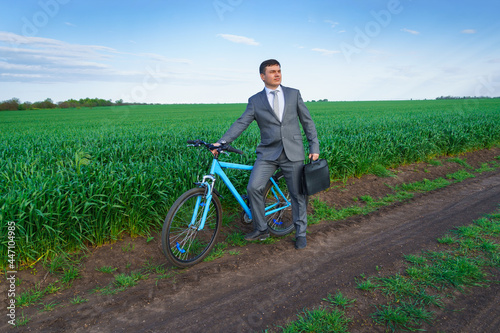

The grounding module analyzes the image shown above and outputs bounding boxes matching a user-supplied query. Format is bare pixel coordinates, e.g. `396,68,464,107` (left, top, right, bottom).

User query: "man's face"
260,64,282,89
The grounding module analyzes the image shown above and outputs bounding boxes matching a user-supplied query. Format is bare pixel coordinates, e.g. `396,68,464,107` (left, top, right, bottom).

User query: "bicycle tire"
161,187,222,268
264,172,294,236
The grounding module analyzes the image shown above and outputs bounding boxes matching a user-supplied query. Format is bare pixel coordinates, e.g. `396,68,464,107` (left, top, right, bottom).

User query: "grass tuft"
372,302,434,332
323,291,356,309
446,170,475,182
370,164,394,177
281,306,351,333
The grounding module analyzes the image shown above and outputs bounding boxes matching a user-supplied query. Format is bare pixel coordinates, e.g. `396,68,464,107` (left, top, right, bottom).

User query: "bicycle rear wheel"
264,172,294,236
161,187,222,268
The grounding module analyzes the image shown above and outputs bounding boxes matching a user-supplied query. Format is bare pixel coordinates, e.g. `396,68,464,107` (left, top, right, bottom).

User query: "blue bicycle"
161,140,293,267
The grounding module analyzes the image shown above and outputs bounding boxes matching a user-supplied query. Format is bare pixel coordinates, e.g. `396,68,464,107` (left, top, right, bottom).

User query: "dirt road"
4,149,500,332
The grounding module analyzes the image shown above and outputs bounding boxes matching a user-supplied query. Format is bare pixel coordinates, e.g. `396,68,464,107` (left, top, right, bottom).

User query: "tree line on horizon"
436,95,500,100
0,97,132,111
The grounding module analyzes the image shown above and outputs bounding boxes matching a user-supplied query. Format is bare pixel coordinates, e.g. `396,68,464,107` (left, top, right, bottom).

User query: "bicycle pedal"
241,194,250,207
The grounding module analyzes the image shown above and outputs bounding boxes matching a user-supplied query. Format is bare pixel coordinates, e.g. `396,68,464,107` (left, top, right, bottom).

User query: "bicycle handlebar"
187,140,244,155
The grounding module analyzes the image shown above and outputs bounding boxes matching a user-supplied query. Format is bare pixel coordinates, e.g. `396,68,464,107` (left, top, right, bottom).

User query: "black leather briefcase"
302,159,330,196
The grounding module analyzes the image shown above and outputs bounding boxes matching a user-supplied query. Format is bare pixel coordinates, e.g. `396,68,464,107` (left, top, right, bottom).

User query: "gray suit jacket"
220,86,319,162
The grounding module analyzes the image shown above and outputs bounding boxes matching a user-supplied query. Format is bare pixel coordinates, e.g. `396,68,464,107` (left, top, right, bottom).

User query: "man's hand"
309,153,320,161
211,142,221,156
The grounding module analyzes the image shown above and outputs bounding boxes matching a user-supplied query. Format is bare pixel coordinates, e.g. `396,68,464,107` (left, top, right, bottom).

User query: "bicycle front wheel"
264,172,294,236
161,187,222,268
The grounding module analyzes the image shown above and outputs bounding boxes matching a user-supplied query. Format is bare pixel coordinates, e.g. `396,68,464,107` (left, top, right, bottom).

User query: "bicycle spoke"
174,228,197,260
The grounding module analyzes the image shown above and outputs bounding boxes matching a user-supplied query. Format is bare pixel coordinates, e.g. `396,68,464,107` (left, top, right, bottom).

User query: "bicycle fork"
192,174,216,231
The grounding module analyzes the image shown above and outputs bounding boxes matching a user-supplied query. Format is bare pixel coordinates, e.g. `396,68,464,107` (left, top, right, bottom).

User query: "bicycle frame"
194,158,291,230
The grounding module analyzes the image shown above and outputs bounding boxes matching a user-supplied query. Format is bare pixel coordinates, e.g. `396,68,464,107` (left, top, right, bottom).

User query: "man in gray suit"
215,59,319,249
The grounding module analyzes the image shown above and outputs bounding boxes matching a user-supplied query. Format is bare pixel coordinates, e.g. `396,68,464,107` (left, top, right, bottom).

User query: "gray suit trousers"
247,151,308,238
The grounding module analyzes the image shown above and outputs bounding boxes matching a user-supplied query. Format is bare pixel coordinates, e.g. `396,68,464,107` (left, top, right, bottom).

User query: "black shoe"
245,229,270,241
295,236,307,250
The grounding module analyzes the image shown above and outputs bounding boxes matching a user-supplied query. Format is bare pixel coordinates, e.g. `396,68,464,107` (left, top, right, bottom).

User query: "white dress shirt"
265,85,285,121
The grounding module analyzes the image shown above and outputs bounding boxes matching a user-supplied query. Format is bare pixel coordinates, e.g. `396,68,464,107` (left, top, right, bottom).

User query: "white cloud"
401,28,420,35
0,31,191,83
138,53,191,64
0,60,42,71
461,29,477,34
312,48,340,56
0,31,116,63
1,73,44,78
217,34,259,46
325,20,340,28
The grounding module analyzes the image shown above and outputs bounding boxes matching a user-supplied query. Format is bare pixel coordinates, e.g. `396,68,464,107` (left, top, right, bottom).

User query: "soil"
3,148,500,333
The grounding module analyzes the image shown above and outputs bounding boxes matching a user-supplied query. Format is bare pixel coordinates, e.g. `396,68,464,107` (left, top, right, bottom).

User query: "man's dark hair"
259,59,281,74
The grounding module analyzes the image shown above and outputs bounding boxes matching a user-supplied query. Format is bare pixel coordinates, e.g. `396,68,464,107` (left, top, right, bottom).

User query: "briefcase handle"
307,157,321,164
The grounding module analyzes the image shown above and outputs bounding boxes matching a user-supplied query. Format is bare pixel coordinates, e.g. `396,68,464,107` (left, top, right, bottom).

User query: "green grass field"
1,99,500,268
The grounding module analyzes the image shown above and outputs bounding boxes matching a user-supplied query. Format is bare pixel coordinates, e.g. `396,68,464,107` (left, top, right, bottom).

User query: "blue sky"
1,0,499,103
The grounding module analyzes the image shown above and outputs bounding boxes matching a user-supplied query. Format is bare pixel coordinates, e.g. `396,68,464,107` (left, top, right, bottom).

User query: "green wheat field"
1,99,500,268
